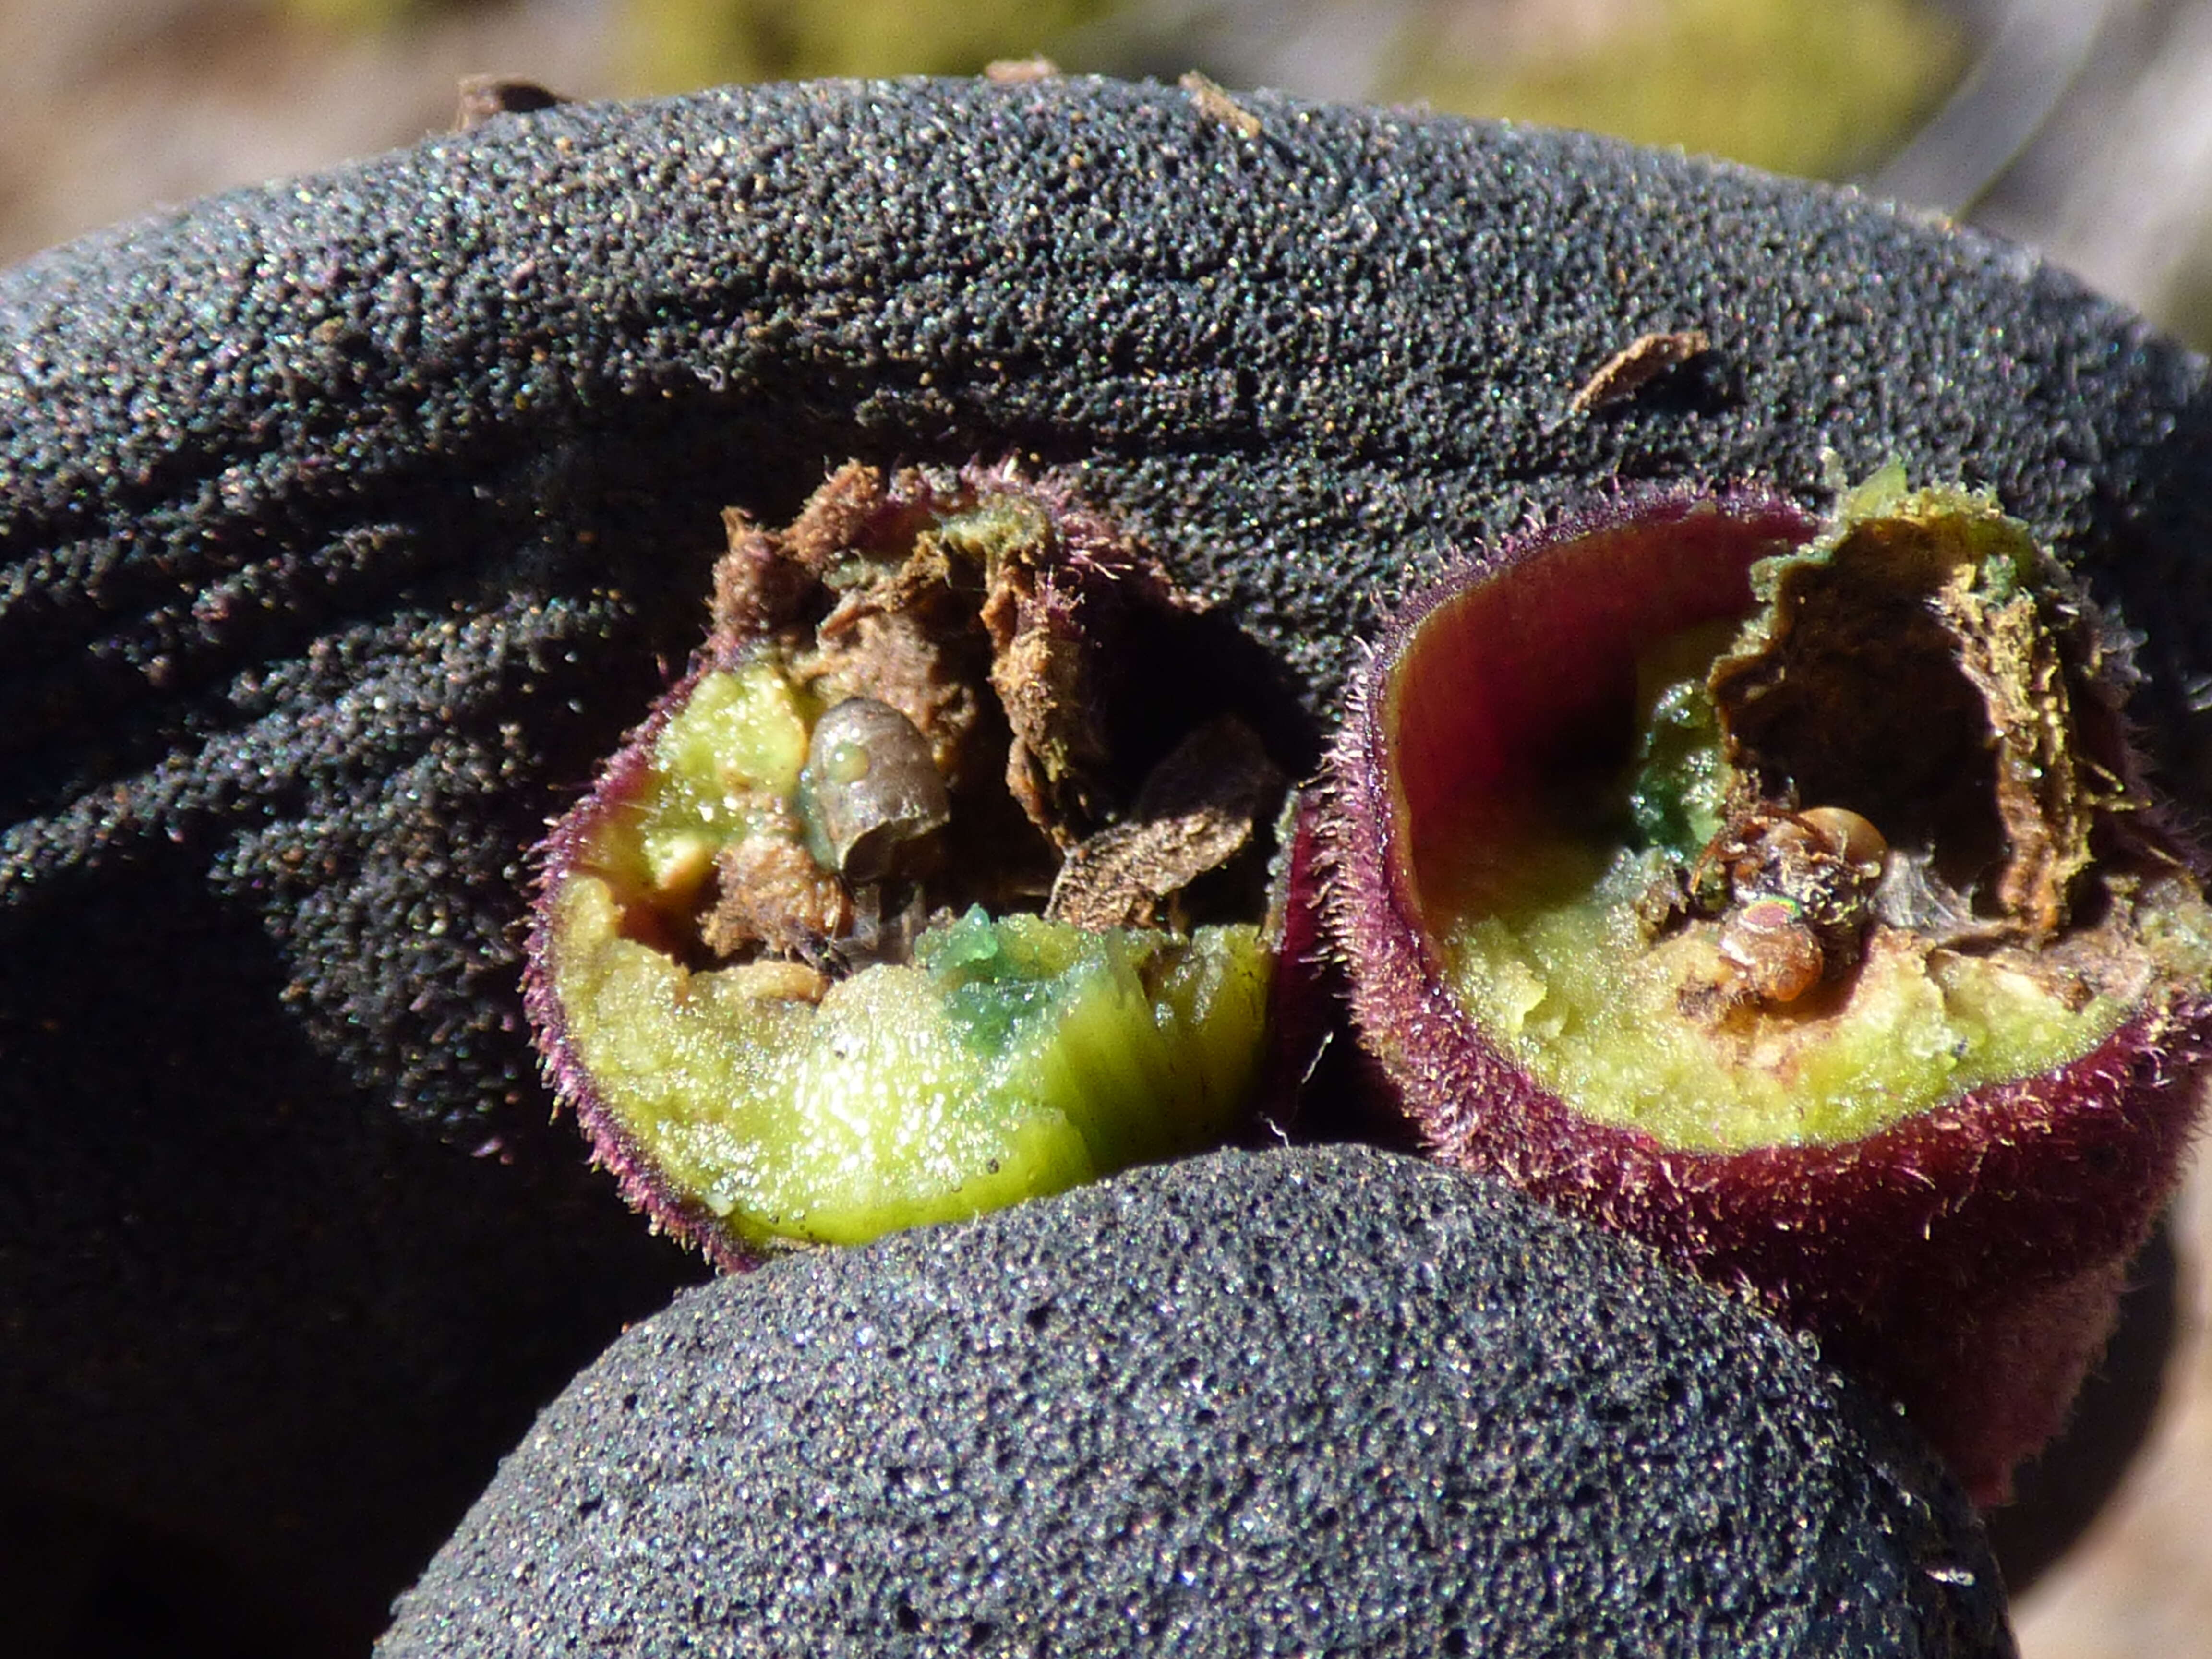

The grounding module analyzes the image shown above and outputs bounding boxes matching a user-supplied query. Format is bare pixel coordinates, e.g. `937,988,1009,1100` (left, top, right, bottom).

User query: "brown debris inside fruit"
665,463,1286,981
1640,483,2166,1024
1048,718,1286,931
1653,801,1889,1017
704,815,855,961
977,516,1116,844
1381,479,2212,1159
1709,509,2100,941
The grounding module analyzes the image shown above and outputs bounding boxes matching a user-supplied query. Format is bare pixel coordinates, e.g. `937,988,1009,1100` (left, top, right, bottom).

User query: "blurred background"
4,2,2209,1655
13,0,2212,344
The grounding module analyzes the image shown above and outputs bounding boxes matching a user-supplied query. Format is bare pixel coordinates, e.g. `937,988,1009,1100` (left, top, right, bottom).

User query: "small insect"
1568,329,1713,416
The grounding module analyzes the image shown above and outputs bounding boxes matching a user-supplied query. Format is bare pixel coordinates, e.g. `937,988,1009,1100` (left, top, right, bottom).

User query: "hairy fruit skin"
1320,484,2212,1505
528,661,743,1263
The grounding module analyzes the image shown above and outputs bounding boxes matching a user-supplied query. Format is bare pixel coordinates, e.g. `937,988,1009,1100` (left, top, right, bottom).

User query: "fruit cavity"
532,465,1283,1265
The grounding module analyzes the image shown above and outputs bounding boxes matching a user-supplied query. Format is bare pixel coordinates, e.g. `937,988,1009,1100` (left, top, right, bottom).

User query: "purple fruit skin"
526,657,768,1272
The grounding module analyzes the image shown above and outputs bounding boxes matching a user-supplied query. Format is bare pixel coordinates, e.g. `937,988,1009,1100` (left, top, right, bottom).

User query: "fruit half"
1321,468,2212,1503
528,464,1285,1268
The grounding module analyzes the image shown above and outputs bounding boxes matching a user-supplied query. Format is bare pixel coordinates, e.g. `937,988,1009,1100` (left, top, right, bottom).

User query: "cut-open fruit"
1321,469,2212,1504
529,464,1285,1267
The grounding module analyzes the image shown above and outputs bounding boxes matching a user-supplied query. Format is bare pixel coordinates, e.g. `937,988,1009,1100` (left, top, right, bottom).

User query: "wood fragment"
455,77,565,132
1180,72,1262,140
985,57,1061,84
1568,328,1712,415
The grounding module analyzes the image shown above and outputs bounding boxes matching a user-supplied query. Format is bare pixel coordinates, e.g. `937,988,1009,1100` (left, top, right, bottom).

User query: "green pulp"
1436,837,2142,1151
553,881,1268,1249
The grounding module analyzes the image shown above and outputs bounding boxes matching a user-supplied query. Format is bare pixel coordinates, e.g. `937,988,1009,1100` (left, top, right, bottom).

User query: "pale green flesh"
1430,480,2212,1153
553,663,1272,1251
1436,838,2164,1151
629,662,817,905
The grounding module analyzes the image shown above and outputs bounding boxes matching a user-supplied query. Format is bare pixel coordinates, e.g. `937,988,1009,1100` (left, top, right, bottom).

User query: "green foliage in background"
265,0,436,29
619,0,1118,93
1395,0,1966,181
264,0,1965,194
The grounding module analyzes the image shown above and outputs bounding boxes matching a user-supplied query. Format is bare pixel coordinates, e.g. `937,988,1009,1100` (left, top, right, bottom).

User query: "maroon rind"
1319,483,2212,1506
524,656,768,1273
1252,790,1406,1145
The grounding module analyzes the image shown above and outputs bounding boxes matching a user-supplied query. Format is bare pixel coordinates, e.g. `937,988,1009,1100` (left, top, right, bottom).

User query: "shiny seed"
798,698,951,881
